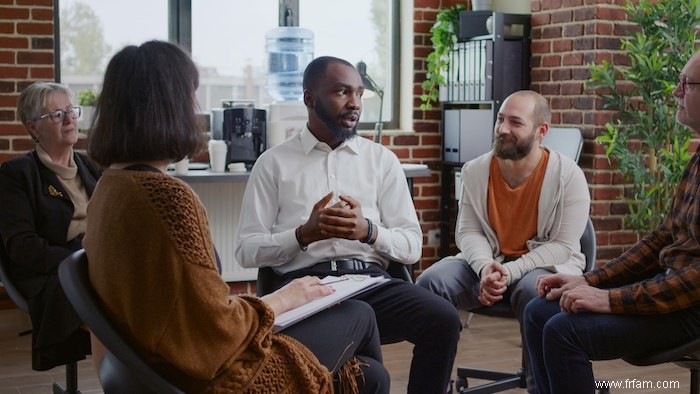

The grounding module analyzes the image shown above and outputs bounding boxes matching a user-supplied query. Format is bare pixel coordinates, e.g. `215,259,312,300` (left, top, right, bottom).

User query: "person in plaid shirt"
523,52,700,394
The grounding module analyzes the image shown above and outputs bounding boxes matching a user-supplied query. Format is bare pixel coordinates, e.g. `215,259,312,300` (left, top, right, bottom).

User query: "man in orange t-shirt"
417,90,590,392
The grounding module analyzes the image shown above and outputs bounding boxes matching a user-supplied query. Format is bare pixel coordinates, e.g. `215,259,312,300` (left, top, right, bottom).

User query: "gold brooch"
48,185,63,197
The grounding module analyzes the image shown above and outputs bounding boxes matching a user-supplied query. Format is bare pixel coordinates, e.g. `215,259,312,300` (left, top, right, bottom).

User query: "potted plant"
77,88,99,131
420,4,465,110
587,0,700,234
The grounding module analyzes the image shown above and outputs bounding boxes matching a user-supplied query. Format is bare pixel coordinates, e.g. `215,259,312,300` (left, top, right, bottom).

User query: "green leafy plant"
420,4,465,110
77,89,98,106
587,0,699,234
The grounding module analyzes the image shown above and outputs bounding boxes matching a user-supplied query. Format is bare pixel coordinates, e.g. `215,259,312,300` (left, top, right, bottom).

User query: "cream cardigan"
455,148,591,285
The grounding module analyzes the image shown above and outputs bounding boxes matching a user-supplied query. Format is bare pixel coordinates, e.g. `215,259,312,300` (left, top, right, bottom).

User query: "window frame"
54,0,402,130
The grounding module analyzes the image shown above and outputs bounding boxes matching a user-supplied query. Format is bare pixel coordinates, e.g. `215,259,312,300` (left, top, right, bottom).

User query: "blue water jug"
265,27,314,101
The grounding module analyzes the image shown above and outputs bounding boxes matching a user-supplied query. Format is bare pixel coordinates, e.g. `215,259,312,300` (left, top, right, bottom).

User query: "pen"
323,277,349,285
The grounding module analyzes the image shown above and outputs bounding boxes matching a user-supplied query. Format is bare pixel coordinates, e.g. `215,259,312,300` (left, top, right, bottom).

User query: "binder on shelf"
445,40,493,102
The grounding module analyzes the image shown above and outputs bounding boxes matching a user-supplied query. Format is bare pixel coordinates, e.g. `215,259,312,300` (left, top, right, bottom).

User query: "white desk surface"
170,163,431,183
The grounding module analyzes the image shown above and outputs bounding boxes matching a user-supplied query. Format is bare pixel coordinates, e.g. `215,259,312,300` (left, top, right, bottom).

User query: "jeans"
416,256,551,392
524,297,700,394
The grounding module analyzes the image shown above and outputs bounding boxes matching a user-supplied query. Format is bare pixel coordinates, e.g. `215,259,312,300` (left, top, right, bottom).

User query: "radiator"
189,181,257,282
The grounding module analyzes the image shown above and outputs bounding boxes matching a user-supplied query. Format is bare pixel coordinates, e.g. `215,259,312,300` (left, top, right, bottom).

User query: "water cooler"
265,27,314,147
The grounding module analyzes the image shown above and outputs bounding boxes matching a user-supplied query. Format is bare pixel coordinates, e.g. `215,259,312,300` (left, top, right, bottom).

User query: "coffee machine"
222,106,267,169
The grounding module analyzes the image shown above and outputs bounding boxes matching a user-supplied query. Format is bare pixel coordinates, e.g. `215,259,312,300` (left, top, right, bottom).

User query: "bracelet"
360,218,374,244
295,225,308,251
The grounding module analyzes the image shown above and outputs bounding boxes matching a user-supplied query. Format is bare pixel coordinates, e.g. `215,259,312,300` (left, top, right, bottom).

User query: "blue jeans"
524,297,700,394
416,256,552,392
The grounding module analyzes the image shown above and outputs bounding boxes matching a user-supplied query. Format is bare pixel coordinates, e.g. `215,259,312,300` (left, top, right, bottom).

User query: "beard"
314,98,358,142
493,127,537,160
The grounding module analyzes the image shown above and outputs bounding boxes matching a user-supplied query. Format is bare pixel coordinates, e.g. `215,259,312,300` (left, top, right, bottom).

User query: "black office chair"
0,245,81,394
622,331,700,393
58,249,185,394
455,218,597,393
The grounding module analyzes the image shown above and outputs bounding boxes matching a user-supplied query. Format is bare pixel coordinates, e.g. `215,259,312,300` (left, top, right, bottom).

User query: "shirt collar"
300,124,360,156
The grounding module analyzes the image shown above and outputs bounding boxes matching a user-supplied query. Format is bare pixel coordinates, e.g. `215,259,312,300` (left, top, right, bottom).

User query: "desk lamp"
356,61,384,144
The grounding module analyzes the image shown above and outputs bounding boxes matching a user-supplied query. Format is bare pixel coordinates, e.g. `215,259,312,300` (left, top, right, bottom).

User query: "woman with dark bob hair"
84,40,389,394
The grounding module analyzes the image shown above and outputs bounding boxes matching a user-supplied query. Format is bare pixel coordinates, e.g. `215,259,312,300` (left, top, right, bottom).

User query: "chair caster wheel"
455,376,468,393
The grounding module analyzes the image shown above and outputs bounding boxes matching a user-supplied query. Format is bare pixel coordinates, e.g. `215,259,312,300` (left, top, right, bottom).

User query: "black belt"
312,258,377,272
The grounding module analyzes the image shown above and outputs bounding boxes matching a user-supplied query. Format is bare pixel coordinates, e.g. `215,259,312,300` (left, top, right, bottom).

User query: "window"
57,0,400,129
57,0,168,95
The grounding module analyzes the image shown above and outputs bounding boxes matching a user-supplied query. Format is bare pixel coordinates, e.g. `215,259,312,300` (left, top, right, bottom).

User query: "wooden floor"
0,307,693,393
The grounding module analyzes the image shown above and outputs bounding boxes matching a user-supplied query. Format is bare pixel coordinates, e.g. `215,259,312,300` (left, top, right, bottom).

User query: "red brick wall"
411,0,641,270
412,0,468,272
529,0,638,265
0,0,55,163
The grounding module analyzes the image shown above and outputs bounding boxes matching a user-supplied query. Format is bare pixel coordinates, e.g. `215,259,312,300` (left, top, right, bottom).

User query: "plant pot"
78,106,95,132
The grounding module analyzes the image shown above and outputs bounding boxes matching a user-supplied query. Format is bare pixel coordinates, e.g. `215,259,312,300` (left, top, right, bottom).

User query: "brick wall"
528,0,638,265
0,0,55,163
0,0,642,289
411,0,641,270
412,0,468,271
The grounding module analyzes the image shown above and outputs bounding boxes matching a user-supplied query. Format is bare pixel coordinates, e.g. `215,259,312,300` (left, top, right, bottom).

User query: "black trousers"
282,263,462,394
283,300,389,393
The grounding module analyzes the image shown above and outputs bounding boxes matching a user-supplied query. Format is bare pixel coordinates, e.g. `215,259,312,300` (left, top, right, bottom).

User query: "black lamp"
357,61,384,144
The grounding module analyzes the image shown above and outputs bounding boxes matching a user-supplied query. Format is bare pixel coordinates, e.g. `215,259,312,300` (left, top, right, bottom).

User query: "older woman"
0,82,100,371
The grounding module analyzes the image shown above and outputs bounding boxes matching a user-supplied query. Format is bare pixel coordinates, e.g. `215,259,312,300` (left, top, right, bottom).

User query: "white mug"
174,158,189,175
208,140,228,172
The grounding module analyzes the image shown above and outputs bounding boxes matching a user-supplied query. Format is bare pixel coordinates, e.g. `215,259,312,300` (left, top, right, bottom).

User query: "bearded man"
416,90,591,392
236,56,461,394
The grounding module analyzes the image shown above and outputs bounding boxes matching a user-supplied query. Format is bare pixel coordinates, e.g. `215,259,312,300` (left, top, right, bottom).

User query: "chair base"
51,362,80,394
455,367,525,394
691,369,698,394
52,383,80,394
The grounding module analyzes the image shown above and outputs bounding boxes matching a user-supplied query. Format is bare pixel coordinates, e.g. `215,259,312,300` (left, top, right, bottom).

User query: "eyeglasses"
678,76,700,96
37,107,81,123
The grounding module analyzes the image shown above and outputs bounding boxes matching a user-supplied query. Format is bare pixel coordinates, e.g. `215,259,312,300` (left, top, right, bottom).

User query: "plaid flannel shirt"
584,152,700,314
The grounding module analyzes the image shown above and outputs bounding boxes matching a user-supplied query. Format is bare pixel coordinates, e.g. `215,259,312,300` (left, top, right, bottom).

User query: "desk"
173,163,430,185
172,163,430,282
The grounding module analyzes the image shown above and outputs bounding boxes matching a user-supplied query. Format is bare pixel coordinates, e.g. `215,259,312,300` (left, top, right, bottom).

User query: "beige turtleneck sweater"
35,145,88,242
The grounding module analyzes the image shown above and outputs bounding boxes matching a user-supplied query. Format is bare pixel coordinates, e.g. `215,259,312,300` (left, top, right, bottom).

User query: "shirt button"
334,241,340,246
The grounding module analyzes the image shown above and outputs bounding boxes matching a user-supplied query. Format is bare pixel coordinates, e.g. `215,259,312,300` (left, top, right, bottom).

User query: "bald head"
503,90,551,126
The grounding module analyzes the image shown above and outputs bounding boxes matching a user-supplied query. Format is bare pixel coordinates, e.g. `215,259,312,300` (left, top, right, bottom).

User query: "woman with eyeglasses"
0,81,101,371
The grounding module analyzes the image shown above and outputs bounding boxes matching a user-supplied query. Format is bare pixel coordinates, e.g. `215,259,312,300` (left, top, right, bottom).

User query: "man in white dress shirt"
236,56,461,394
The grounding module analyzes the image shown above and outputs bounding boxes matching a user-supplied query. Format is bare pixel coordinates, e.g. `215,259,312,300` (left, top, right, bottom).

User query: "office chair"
0,245,81,394
455,218,597,393
623,334,700,393
58,249,185,394
541,127,584,163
